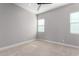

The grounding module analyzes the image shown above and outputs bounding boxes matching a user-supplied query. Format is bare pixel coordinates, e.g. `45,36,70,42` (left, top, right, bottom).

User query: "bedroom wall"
38,4,79,46
0,3,37,47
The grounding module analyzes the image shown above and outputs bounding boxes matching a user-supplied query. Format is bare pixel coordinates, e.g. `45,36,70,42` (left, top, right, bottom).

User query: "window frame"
70,12,79,34
37,19,45,32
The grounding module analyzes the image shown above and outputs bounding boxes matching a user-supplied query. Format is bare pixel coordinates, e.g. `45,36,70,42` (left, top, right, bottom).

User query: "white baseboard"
0,39,79,51
0,39,35,51
43,40,79,49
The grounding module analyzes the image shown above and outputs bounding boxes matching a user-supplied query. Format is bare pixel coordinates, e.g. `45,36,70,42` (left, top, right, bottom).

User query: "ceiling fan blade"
37,3,52,11
37,3,52,5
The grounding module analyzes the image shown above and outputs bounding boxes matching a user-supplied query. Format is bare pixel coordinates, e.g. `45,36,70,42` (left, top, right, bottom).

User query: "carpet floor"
0,40,79,56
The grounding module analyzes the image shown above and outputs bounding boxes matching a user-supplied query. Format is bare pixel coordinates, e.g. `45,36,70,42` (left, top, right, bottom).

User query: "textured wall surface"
38,4,79,46
0,3,37,47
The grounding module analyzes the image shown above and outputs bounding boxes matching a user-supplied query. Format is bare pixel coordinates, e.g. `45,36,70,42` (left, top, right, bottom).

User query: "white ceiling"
15,3,69,14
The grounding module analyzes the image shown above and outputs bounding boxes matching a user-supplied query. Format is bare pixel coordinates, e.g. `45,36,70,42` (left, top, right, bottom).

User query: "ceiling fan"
37,3,52,11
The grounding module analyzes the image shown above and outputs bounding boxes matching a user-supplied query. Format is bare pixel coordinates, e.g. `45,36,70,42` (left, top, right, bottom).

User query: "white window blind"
38,19,45,32
70,12,79,33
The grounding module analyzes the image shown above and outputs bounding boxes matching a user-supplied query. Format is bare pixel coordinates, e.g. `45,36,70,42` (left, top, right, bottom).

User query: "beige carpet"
0,40,79,56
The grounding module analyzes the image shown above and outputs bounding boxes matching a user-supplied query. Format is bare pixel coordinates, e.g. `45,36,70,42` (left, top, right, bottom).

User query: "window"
70,12,79,33
38,19,45,32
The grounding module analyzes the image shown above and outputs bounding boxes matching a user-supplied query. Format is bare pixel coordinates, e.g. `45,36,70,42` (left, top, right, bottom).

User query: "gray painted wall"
38,4,79,46
0,3,37,47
